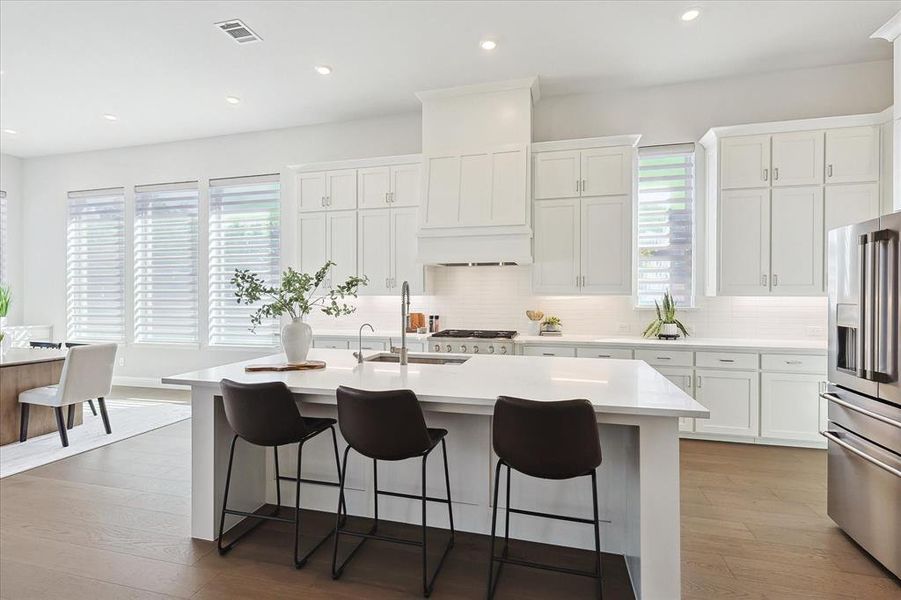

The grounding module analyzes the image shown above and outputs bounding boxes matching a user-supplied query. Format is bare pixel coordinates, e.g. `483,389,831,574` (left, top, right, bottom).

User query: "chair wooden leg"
67,404,76,429
54,407,69,447
19,403,30,442
88,399,97,416
97,397,112,434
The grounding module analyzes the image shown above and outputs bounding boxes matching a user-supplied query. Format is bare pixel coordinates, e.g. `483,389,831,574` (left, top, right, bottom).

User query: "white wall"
0,153,24,325
17,59,894,379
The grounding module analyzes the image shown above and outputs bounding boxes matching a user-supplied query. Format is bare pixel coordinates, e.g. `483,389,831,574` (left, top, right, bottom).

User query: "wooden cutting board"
244,361,327,372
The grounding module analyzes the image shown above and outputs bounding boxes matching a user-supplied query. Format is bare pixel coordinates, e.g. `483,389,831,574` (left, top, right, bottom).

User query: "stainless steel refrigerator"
825,211,900,578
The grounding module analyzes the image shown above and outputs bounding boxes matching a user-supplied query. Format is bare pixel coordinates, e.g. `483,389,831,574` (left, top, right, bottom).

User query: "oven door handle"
820,392,901,429
820,430,901,478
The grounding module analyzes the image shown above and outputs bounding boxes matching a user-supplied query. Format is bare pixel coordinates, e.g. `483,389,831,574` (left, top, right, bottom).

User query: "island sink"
364,353,469,365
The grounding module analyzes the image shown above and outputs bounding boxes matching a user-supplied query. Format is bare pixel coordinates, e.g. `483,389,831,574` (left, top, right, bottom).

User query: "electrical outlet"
617,323,631,334
806,326,825,338
117,357,125,367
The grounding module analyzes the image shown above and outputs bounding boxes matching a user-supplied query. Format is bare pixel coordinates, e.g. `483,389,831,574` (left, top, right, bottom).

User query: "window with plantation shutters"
134,182,199,344
67,188,126,342
208,174,281,347
636,144,695,308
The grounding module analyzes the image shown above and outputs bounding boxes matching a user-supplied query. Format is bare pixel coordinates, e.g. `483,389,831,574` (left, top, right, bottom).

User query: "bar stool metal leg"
486,459,504,599
592,468,603,600
274,446,282,511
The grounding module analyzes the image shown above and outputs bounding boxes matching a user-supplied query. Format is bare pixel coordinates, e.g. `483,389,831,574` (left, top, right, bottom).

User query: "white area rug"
0,398,191,478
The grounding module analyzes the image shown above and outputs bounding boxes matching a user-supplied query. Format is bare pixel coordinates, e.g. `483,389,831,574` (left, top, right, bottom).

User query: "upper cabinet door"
771,131,824,187
770,186,823,296
533,150,581,200
298,212,327,275
325,169,357,210
389,163,421,208
718,188,771,295
720,135,771,189
357,209,391,295
824,182,880,232
581,196,632,294
357,167,391,209
297,171,328,212
326,211,357,288
826,126,880,184
390,207,423,294
532,198,581,294
581,147,632,197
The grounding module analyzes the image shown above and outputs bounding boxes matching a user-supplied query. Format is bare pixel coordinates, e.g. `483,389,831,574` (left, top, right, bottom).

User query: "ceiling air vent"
215,19,262,44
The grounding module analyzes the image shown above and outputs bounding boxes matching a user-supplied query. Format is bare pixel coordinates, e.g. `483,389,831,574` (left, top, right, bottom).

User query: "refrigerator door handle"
865,234,879,380
873,229,898,384
857,234,869,379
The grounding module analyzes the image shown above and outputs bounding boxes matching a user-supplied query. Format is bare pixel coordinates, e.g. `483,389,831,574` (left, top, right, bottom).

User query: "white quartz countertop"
0,348,68,367
163,348,709,418
514,335,827,354
312,328,430,341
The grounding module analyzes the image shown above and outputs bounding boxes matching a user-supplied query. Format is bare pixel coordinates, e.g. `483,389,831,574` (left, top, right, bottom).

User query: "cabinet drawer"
522,345,577,358
576,347,633,360
313,338,350,349
634,349,693,367
359,341,387,351
761,353,826,373
695,351,758,370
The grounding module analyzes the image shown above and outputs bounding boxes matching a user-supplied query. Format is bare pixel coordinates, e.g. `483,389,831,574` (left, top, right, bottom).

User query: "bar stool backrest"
56,343,118,405
493,396,602,480
336,386,432,460
219,379,308,446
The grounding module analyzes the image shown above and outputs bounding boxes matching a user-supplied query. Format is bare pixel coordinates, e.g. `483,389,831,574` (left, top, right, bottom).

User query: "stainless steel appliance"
825,211,900,578
428,330,517,355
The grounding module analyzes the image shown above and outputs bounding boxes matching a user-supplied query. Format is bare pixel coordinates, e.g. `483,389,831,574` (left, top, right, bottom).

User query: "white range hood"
416,78,539,265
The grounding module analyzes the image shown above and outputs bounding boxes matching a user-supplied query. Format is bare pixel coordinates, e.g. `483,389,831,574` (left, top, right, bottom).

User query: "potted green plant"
642,291,689,339
541,315,562,335
0,285,10,354
231,262,367,364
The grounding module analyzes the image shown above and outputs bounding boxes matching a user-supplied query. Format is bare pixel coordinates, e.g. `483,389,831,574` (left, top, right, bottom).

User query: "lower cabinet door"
693,369,760,437
656,366,695,433
760,372,823,442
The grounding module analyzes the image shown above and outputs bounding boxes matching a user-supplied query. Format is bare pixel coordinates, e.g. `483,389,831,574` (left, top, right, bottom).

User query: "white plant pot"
282,318,312,364
660,323,679,337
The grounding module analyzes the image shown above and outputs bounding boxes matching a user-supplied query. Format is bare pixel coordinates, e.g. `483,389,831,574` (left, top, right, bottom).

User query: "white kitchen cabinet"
770,186,823,295
390,164,421,208
825,126,880,184
298,211,357,288
357,167,391,209
532,198,581,294
718,188,770,295
521,345,577,357
575,347,633,359
358,207,422,295
656,366,695,433
423,145,527,228
720,135,771,189
771,130,824,187
760,372,823,443
824,183,880,232
580,196,631,294
533,150,581,200
313,338,350,350
298,169,357,212
581,147,632,196
693,369,760,438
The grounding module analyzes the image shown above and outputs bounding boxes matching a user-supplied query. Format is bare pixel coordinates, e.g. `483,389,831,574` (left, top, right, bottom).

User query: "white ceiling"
0,0,898,157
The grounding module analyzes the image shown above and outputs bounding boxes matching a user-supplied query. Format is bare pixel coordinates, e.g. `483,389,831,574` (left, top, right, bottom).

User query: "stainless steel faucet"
353,323,374,364
391,281,410,365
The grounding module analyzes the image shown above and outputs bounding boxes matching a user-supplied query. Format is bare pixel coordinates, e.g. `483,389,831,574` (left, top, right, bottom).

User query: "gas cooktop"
430,329,517,340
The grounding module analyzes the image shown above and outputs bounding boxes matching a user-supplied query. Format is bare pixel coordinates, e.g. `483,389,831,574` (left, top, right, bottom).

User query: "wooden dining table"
0,348,82,445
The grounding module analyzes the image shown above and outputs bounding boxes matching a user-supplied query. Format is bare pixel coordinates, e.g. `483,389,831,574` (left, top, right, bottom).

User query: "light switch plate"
617,323,631,334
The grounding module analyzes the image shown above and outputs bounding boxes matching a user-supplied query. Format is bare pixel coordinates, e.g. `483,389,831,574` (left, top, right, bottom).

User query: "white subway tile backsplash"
307,265,827,341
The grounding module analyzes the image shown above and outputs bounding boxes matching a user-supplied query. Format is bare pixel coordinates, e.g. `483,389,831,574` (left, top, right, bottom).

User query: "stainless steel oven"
825,211,901,578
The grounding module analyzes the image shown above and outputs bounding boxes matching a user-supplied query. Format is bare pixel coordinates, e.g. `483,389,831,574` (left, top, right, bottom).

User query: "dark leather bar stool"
331,385,454,597
217,379,345,568
487,396,604,599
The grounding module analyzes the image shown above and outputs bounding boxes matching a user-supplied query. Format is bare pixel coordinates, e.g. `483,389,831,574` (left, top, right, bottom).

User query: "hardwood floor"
0,422,898,599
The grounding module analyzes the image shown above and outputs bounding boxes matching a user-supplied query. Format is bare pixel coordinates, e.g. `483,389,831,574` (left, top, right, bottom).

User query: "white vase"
660,323,679,337
282,318,312,364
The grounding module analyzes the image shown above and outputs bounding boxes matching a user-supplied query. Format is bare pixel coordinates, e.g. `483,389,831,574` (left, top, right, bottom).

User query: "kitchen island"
164,349,708,599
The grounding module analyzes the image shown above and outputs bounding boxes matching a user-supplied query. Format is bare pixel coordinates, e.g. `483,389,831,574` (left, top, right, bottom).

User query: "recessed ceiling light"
480,39,497,50
681,9,700,21
1,128,17,135
315,65,332,75
103,114,119,121
225,96,241,105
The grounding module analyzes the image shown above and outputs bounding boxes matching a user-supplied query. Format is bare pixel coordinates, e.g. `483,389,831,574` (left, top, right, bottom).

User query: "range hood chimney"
416,78,539,265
